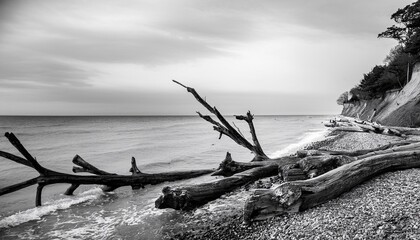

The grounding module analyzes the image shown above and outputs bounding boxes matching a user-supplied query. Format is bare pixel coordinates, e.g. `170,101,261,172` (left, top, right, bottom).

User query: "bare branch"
5,132,47,175
72,155,114,175
0,177,38,196
196,111,220,126
232,122,245,138
0,151,32,168
173,80,214,113
235,111,267,159
0,132,214,206
174,80,269,160
130,157,142,175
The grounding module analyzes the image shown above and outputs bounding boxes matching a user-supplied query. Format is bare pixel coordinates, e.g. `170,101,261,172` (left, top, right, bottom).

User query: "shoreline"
162,130,420,240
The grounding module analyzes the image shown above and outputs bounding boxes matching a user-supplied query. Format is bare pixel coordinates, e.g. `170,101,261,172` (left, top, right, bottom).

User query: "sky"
0,0,415,115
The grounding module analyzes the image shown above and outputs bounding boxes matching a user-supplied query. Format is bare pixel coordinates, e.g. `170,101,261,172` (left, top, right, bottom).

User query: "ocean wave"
269,129,329,158
0,188,104,229
46,202,166,239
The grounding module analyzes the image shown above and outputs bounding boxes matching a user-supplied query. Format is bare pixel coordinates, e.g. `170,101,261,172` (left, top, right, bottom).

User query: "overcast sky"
0,0,414,115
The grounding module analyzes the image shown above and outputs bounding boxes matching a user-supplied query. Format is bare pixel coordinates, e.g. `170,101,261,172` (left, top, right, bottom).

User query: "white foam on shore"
269,129,329,158
46,203,166,239
0,188,104,229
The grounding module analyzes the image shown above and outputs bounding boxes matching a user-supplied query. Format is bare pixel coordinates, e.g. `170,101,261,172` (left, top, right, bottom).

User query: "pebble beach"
165,131,420,240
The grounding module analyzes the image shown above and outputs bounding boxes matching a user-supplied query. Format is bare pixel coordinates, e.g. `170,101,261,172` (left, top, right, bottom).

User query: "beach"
165,131,420,240
0,116,419,239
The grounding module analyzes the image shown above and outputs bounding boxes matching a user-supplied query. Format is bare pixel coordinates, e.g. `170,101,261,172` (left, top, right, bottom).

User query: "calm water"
0,115,331,239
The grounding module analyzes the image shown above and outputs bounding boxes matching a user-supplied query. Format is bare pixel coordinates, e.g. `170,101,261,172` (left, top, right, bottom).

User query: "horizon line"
0,114,337,117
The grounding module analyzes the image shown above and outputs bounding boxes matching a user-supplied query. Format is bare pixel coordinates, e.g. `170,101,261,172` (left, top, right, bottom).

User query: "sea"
0,115,332,239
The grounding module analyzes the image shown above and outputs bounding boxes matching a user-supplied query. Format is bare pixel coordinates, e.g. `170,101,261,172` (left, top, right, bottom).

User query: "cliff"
342,63,420,127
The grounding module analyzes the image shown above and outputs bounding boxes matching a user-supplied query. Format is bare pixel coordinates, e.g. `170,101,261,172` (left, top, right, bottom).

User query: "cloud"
24,28,226,65
0,0,413,115
0,47,94,88
1,0,407,68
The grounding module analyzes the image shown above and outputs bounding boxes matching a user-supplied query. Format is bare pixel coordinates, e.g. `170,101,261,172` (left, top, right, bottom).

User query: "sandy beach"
162,131,420,240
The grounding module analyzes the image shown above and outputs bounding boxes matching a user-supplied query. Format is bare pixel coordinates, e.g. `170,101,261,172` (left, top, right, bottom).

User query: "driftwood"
298,139,416,157
155,82,420,212
154,81,308,210
3,78,420,229
326,117,420,137
211,152,266,177
155,152,301,210
280,155,353,181
282,141,420,181
155,163,279,210
173,80,268,161
212,152,300,177
279,164,307,181
0,132,213,206
243,149,420,224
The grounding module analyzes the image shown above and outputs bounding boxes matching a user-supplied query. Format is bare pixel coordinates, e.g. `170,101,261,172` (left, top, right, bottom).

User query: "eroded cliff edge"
342,63,420,127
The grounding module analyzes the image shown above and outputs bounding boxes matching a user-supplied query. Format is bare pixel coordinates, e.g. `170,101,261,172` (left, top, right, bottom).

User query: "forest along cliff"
341,62,420,127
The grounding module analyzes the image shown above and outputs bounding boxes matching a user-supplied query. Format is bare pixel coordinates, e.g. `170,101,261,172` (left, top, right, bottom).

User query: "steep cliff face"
342,63,420,127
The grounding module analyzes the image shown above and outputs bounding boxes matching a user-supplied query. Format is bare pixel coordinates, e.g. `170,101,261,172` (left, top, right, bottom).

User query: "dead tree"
173,80,268,161
243,149,420,224
156,82,420,220
297,139,416,158
326,117,420,137
0,132,213,206
155,164,279,210
154,81,306,210
155,153,300,210
281,141,420,181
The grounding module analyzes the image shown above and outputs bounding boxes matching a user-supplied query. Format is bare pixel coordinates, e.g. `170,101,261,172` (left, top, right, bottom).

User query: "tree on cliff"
346,1,420,102
378,0,420,56
336,92,349,105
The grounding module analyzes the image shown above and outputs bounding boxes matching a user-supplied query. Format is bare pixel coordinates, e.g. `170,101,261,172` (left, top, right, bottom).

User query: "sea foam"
0,188,104,229
269,129,329,158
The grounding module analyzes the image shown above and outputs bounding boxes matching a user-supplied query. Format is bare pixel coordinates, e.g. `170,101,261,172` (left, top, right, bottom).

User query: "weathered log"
279,164,307,181
280,155,352,181
155,153,302,210
390,126,420,136
211,152,265,177
283,141,420,181
211,152,301,176
243,150,420,224
327,117,420,137
311,139,416,157
173,80,269,161
356,142,420,160
0,132,214,206
155,164,279,210
296,155,353,178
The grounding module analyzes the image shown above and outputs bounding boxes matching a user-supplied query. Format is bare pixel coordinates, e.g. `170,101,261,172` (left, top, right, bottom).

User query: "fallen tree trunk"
155,164,279,210
155,152,302,210
155,154,303,210
0,132,213,206
326,117,420,137
282,141,420,180
297,139,416,157
243,150,420,224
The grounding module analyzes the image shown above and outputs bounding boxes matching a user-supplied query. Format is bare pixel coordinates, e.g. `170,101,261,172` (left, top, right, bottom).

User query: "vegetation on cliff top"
339,1,420,103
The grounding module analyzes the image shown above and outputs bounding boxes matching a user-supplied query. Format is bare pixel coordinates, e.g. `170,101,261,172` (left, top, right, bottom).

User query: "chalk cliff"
341,63,420,127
